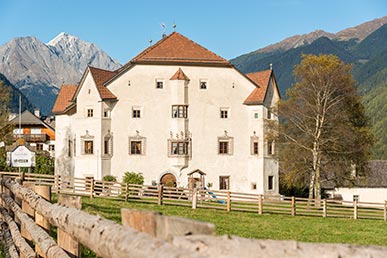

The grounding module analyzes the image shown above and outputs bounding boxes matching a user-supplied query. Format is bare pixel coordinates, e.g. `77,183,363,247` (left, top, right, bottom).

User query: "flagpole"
18,95,21,174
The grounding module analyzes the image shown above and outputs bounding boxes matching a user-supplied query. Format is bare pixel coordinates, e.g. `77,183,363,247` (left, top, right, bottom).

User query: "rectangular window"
84,140,94,154
251,136,259,155
68,139,73,157
87,108,94,117
49,145,55,151
353,195,359,202
130,141,142,155
104,139,109,155
103,109,110,118
267,109,271,119
251,183,257,190
199,80,207,89
156,80,164,89
253,142,259,155
132,108,141,118
218,136,233,155
172,105,188,118
36,143,43,151
220,108,228,119
13,128,23,135
268,176,274,190
170,141,189,156
219,141,229,154
31,128,41,134
267,140,274,155
254,112,259,119
219,176,230,190
129,136,146,155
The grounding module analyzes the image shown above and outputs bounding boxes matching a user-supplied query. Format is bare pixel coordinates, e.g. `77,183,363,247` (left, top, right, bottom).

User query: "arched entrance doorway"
160,173,177,187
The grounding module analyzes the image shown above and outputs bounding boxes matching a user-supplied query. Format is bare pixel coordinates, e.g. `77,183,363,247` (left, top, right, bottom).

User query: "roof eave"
243,101,264,106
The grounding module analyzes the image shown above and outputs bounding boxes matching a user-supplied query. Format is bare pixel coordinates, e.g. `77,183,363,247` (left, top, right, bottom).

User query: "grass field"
81,197,387,247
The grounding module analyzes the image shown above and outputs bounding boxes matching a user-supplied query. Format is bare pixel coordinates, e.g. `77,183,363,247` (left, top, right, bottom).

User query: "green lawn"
81,197,387,247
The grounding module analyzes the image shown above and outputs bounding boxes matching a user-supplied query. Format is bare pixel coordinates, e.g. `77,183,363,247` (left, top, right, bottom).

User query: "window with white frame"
172,105,188,118
199,79,208,89
156,79,164,89
220,108,229,119
132,107,141,118
218,131,233,155
129,132,146,155
81,131,94,155
84,140,94,154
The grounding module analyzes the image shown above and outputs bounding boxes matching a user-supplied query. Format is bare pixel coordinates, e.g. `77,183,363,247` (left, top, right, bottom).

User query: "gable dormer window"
199,79,208,89
156,79,164,89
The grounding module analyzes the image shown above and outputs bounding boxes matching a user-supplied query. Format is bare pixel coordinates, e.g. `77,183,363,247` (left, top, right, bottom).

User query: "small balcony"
13,133,48,143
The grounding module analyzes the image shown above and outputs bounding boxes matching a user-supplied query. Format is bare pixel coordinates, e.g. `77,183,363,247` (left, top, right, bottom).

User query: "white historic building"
52,32,280,194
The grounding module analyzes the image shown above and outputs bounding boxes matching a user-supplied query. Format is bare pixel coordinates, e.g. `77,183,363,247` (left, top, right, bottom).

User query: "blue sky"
1,0,386,64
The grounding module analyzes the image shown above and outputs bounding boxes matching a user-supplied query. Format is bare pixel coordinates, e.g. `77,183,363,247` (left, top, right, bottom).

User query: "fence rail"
1,171,387,221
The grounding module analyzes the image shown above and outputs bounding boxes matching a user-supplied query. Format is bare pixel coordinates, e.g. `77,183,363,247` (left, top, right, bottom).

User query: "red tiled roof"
52,85,77,114
130,32,231,66
170,68,190,81
244,70,272,104
88,67,117,99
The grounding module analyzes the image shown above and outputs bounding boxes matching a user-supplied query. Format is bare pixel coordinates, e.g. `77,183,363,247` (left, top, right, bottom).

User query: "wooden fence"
0,172,387,258
1,171,386,221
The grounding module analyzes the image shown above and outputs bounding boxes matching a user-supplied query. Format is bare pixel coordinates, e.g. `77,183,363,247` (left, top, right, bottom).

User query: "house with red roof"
52,32,280,194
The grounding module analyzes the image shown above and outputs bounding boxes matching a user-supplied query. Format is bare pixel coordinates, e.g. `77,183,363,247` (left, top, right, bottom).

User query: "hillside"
231,19,387,159
0,73,34,114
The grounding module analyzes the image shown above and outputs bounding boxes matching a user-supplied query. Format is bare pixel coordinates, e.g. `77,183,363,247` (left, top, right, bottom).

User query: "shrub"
122,171,144,185
103,175,117,182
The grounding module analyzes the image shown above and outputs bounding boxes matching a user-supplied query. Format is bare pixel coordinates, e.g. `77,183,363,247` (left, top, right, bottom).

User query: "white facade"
328,188,387,204
54,33,280,194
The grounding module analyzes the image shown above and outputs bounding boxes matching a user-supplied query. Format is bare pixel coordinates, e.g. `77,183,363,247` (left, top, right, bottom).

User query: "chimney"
34,108,40,118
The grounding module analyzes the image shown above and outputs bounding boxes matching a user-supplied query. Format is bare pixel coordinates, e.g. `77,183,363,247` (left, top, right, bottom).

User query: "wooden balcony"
13,134,48,142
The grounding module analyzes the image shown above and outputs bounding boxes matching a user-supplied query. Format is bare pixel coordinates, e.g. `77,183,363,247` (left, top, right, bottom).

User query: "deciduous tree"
276,54,373,202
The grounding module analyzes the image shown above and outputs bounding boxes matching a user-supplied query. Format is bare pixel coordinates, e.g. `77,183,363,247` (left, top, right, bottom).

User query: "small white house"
52,32,280,194
326,160,387,204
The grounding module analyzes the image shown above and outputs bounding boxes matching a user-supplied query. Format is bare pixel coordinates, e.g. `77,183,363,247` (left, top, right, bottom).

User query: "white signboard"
10,146,35,167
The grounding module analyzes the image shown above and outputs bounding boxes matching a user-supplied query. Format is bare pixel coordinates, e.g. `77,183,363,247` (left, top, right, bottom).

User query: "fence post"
258,194,263,215
323,199,327,218
158,184,164,205
354,200,358,220
89,177,94,199
192,188,197,209
291,196,296,216
55,175,60,194
125,183,129,202
226,191,231,212
34,185,51,257
57,195,82,258
384,201,387,222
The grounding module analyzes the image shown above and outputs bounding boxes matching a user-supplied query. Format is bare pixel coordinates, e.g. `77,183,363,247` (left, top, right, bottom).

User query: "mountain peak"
47,32,80,46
